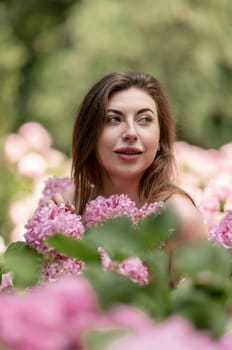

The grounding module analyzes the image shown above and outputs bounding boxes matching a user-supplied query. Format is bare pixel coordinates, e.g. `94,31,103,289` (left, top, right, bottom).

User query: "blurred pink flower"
45,148,66,169
17,152,48,178
107,305,155,333
0,236,6,254
220,143,232,173
224,196,232,211
199,188,220,213
174,142,220,187
0,276,98,350
4,133,28,163
106,316,217,350
209,210,232,249
9,196,43,242
219,331,232,350
9,197,37,225
24,202,84,255
117,257,149,286
18,121,52,152
207,175,232,202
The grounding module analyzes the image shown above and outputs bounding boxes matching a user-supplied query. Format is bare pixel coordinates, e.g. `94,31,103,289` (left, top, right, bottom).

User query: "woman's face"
96,87,160,183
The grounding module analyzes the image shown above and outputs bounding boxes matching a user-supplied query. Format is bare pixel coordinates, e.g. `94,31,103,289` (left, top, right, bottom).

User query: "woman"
54,71,207,242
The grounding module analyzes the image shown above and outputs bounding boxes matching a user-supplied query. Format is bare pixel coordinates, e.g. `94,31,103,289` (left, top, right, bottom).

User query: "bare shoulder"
165,194,208,241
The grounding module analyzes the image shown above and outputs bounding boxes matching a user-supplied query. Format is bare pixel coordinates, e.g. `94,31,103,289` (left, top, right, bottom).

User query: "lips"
114,147,143,155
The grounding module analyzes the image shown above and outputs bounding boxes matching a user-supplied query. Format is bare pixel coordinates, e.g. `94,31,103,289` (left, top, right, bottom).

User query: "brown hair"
72,72,185,214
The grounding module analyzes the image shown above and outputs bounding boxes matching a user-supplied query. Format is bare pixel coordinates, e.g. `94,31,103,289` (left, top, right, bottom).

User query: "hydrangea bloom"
0,277,98,350
85,194,164,227
42,257,84,283
24,192,163,285
97,248,149,285
85,194,138,226
107,316,217,350
136,201,165,221
40,176,74,203
209,210,232,249
97,247,114,271
117,257,149,286
24,202,84,255
0,273,13,293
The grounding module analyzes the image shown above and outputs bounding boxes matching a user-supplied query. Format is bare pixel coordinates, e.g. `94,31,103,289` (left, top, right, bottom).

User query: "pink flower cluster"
117,257,149,285
42,257,84,283
209,210,232,249
24,202,84,255
24,188,162,285
86,194,163,285
0,274,231,350
107,316,218,350
0,277,98,350
39,176,74,203
85,194,164,227
24,202,84,281
174,141,232,231
98,247,149,285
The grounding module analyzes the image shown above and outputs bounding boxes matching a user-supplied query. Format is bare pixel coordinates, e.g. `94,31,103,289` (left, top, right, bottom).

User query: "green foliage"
84,328,128,350
47,233,101,262
170,241,232,337
47,213,232,337
3,241,43,289
2,211,232,338
1,0,232,151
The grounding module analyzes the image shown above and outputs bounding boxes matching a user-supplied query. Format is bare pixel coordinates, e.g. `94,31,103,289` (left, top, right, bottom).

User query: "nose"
122,122,138,142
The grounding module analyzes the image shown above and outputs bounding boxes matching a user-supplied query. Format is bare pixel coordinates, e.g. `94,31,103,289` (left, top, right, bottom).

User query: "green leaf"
171,286,228,337
84,328,128,350
4,241,43,289
47,233,101,262
173,240,232,278
137,208,179,249
134,251,172,320
194,272,232,303
86,217,141,259
85,264,140,310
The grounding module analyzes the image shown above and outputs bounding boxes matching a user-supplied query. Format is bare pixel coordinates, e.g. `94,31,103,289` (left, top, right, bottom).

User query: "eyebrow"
107,108,156,115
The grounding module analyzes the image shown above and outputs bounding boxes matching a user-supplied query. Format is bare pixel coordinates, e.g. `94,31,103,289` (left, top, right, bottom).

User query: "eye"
106,115,121,124
138,116,153,124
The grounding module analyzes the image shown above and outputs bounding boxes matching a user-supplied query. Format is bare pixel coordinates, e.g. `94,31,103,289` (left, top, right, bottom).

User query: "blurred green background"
0,0,232,243
1,0,232,153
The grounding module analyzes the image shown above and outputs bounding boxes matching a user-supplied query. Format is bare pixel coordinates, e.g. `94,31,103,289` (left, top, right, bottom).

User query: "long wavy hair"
72,71,184,214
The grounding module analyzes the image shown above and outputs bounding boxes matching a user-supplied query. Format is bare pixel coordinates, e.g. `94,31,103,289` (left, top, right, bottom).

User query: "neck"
95,176,142,207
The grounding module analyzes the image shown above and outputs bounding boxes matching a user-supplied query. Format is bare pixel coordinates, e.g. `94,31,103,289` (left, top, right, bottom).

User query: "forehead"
108,87,157,111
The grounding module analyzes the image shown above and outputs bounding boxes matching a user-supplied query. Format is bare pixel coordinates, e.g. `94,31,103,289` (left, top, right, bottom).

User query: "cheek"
96,133,112,164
